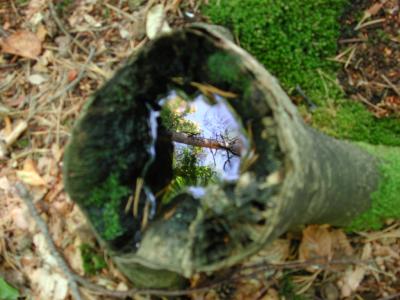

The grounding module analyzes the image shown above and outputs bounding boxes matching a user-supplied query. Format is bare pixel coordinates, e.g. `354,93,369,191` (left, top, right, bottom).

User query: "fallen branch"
15,182,83,300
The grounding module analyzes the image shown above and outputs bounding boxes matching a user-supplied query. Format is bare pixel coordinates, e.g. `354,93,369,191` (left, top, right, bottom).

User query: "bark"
63,24,399,289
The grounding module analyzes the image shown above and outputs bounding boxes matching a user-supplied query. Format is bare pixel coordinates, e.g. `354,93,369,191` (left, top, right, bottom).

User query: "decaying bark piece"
63,25,396,289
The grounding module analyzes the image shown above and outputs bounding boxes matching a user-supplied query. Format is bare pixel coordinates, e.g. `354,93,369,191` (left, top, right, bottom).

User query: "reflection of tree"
160,96,218,203
170,131,243,156
160,93,243,156
162,146,217,203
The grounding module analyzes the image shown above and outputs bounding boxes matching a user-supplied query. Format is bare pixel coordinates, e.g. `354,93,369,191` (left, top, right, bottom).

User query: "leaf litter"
0,0,399,299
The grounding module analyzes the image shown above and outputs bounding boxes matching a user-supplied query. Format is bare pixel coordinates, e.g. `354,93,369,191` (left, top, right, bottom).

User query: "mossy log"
63,25,400,289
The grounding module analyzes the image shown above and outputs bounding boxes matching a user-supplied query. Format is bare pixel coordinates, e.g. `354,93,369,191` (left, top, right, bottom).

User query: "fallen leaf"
25,0,46,20
299,225,332,262
36,24,47,42
0,31,42,60
331,229,354,257
67,69,78,82
16,158,47,186
0,177,10,191
338,243,371,297
0,277,19,300
28,74,47,85
146,4,171,39
339,266,366,297
11,207,29,230
29,268,68,300
83,14,101,27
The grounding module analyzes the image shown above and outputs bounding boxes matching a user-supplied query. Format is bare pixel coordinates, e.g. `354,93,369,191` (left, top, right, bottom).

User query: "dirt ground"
0,0,400,299
338,0,400,117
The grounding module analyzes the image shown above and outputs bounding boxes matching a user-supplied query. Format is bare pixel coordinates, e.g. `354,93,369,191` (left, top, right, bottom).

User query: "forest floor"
0,0,399,299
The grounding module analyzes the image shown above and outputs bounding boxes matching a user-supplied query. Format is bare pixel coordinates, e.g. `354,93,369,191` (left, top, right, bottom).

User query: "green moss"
347,144,400,231
80,244,107,275
204,0,347,99
208,52,242,85
312,100,400,146
87,174,131,240
204,0,399,147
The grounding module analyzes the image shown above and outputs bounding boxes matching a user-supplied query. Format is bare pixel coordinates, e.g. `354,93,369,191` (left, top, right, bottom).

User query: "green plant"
0,277,19,300
80,244,107,275
87,174,131,240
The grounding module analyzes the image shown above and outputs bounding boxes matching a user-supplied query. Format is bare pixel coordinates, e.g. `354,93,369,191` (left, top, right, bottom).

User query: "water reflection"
158,89,249,200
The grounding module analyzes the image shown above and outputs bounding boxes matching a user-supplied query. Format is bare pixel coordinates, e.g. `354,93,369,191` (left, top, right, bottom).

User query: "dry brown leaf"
67,69,78,82
331,229,354,257
0,31,42,60
36,24,48,42
338,243,371,297
16,158,47,186
299,225,332,262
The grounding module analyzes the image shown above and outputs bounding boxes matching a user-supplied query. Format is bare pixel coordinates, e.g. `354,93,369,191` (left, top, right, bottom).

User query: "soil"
338,0,400,117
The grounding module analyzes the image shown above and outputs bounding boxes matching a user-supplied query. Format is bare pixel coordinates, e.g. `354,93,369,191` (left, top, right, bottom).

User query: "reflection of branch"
170,131,243,156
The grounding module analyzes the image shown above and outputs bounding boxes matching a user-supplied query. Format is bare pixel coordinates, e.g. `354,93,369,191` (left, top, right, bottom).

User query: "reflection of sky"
163,91,248,181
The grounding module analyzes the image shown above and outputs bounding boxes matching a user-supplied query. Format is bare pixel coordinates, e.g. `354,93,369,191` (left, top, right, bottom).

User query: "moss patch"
80,244,107,275
204,0,347,100
87,174,131,240
347,144,400,231
203,0,399,147
312,99,400,146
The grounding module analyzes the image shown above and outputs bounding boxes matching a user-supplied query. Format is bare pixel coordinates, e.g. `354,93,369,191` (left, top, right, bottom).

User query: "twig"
48,1,89,55
15,182,83,300
42,47,96,105
357,93,386,112
377,293,400,300
356,18,385,31
381,75,400,97
0,121,28,160
104,2,136,21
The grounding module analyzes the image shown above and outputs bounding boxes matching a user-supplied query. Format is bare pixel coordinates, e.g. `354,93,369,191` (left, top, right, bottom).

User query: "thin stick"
104,2,136,21
377,292,400,300
42,47,96,105
15,182,83,300
381,74,400,97
48,1,89,54
0,121,28,160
